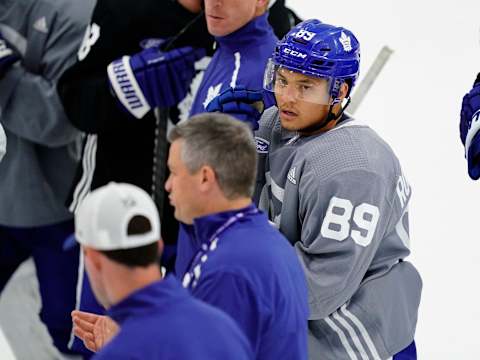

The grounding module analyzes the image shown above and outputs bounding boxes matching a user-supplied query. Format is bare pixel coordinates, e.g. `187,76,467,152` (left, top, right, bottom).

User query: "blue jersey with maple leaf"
180,13,277,120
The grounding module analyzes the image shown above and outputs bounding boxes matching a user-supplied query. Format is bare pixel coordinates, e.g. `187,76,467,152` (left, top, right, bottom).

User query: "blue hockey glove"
206,86,265,130
460,73,480,180
0,35,19,77
107,45,205,119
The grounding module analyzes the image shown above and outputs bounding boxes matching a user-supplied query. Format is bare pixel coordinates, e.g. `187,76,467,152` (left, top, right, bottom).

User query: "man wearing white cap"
69,182,252,359
73,115,309,360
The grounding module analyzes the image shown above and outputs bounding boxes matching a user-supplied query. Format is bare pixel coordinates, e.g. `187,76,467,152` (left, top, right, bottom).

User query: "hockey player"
67,183,253,360
208,20,422,360
0,0,95,356
71,114,309,360
108,0,283,126
460,72,480,180
59,0,301,216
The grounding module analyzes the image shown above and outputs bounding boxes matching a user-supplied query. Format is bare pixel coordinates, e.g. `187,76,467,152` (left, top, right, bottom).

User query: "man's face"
204,0,260,37
274,68,333,132
165,140,203,224
84,247,110,309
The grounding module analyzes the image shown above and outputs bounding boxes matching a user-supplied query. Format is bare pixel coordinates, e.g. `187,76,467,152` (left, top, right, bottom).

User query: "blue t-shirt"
94,275,252,360
176,204,309,360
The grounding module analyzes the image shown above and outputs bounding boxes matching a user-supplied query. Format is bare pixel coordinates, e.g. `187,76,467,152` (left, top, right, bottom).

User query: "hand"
460,73,480,180
0,35,19,77
71,310,119,353
107,45,206,119
206,86,265,130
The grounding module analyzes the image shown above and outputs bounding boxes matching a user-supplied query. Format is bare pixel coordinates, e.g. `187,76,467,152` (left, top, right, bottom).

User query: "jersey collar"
215,13,273,51
191,203,258,246
107,276,188,325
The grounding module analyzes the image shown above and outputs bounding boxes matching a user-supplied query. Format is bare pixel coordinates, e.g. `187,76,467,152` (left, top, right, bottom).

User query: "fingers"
73,322,93,341
74,325,97,352
73,322,98,352
84,339,98,353
73,315,96,333
72,310,102,324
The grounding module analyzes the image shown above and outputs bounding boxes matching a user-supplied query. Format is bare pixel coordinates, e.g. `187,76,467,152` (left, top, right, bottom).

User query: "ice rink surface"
1,0,480,359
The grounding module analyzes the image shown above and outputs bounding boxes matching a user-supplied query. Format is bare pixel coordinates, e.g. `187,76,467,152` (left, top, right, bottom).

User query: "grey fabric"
0,0,95,226
0,123,5,162
254,107,422,359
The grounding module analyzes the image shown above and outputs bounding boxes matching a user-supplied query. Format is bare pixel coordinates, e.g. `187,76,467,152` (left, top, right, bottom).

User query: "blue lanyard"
182,208,259,289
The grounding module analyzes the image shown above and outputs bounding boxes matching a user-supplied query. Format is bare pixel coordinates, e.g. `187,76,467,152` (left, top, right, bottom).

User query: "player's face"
165,140,204,224
204,0,263,37
274,69,334,133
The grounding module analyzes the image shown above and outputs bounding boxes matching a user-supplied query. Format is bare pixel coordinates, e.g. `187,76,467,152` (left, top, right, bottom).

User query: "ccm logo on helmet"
283,48,307,59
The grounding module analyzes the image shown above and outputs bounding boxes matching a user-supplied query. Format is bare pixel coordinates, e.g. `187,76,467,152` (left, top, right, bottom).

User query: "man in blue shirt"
69,182,252,359
73,114,309,359
107,0,280,127
166,114,309,359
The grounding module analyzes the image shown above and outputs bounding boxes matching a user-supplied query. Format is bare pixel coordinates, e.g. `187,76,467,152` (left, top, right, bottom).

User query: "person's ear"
157,240,164,258
199,165,217,192
339,82,350,100
85,247,103,271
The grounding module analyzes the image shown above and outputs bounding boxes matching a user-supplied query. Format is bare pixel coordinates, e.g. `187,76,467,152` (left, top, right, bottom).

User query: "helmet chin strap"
298,97,351,134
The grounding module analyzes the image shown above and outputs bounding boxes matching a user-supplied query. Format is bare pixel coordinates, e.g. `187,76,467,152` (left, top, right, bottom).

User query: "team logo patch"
255,137,270,154
33,16,48,33
339,32,352,52
203,83,223,109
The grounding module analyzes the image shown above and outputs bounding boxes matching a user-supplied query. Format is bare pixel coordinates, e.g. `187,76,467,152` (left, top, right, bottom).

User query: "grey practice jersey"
0,0,95,226
254,107,422,360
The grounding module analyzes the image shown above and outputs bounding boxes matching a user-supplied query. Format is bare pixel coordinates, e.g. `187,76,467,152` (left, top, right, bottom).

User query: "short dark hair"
101,215,160,267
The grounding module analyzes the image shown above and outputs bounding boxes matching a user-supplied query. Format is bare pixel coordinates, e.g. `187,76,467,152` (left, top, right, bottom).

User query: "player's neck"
298,118,339,137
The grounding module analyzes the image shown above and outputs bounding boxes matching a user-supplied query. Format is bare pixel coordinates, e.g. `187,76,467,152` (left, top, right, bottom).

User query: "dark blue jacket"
93,275,252,360
176,204,309,360
188,12,277,117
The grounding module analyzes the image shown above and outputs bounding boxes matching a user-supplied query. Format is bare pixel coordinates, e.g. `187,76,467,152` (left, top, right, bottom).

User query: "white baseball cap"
66,182,161,250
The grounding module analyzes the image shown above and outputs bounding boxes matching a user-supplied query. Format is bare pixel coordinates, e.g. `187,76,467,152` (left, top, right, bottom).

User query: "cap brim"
63,233,79,251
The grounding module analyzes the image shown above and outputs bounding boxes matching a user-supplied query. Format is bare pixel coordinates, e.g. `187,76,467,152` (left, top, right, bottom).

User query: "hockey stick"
348,46,394,115
151,10,205,217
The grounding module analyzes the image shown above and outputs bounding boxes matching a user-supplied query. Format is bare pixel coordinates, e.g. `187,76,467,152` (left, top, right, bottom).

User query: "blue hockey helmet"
264,19,360,104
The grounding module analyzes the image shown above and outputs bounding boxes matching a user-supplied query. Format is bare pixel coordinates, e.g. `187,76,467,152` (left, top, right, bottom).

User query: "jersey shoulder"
301,118,402,184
